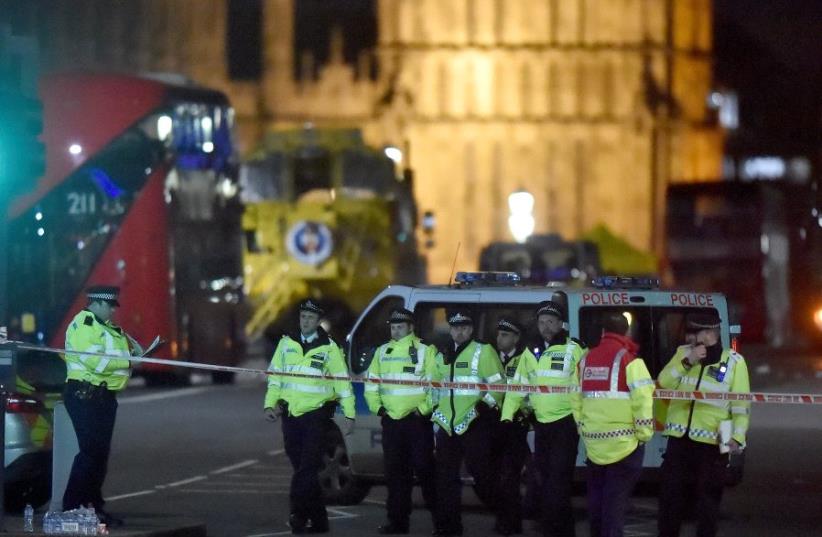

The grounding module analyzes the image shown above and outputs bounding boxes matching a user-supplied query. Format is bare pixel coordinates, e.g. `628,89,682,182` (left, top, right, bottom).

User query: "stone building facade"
23,0,722,282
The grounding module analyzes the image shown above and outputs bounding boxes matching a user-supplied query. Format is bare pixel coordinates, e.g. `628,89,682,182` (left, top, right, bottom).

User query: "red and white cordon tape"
13,343,822,405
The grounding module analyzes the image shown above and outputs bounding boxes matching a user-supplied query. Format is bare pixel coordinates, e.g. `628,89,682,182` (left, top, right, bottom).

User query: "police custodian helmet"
387,308,415,324
497,317,523,335
299,299,325,315
86,285,121,307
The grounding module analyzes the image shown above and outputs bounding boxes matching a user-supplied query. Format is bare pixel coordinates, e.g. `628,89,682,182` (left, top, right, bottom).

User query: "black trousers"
63,381,118,511
434,415,498,533
658,436,726,537
586,444,645,537
493,419,531,531
281,408,329,526
382,412,437,526
533,415,579,537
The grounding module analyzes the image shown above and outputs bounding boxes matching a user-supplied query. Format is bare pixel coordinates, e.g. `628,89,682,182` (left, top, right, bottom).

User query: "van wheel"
4,477,50,512
319,425,370,505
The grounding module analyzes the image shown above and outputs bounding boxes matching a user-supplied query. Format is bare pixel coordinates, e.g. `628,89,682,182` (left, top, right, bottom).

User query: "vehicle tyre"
211,370,236,385
318,424,370,505
4,477,51,513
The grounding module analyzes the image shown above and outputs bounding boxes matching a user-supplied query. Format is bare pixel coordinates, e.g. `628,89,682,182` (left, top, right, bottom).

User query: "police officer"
657,312,750,537
572,314,654,537
63,286,139,527
431,311,505,537
264,299,356,535
504,301,584,537
494,318,534,536
364,307,437,535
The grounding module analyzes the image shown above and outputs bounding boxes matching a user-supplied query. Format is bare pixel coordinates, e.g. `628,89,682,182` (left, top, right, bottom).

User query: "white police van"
328,272,737,504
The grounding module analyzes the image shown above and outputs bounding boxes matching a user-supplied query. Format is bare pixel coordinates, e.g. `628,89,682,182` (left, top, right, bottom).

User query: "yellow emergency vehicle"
241,126,425,348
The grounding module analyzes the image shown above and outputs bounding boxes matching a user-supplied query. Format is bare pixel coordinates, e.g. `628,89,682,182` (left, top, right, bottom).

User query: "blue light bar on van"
455,271,521,285
592,276,660,290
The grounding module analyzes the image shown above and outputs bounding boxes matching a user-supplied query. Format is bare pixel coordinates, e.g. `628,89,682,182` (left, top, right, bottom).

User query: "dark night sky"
714,0,822,154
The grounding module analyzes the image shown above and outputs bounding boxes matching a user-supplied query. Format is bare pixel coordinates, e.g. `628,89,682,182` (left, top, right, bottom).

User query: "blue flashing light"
455,271,521,285
592,276,660,290
89,168,125,198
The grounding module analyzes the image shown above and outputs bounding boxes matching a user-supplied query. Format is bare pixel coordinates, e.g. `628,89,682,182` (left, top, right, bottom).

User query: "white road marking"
211,459,259,475
107,450,295,505
164,475,207,488
222,472,292,478
118,387,209,405
362,498,386,505
105,489,156,501
327,507,357,520
180,488,290,494
244,507,359,537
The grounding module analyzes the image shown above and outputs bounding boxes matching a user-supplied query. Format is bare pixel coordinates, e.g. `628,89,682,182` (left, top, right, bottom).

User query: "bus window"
349,296,405,374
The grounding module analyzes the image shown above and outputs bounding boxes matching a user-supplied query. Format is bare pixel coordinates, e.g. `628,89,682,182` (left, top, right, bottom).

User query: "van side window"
349,296,405,374
579,306,719,377
414,302,543,353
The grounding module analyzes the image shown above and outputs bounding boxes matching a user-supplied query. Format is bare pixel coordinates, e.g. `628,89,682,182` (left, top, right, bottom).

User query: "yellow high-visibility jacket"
264,328,355,418
64,310,132,391
658,347,750,446
571,333,655,465
502,333,585,424
364,333,437,419
430,340,504,436
499,346,537,420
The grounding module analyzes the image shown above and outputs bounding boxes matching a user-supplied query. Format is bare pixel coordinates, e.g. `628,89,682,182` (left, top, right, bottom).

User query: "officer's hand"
726,439,742,454
686,344,707,365
127,335,144,356
342,417,355,436
264,406,283,422
476,401,499,418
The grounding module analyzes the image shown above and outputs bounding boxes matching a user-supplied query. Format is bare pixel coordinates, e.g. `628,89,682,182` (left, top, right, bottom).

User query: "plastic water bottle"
42,511,54,534
23,503,34,532
81,507,99,535
61,510,79,535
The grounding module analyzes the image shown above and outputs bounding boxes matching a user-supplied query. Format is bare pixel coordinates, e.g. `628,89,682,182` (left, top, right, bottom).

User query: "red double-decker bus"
6,72,245,385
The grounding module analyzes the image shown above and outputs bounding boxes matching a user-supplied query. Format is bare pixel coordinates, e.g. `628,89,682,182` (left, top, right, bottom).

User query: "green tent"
582,224,658,275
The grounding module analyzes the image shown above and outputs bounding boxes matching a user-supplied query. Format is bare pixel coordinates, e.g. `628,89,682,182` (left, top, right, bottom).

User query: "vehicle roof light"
455,271,521,285
592,276,660,290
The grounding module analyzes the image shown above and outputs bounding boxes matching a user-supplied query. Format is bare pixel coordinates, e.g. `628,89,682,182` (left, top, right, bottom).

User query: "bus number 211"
67,192,97,215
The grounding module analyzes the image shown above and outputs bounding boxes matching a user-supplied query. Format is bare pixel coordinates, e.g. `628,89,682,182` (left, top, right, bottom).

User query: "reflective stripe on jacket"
264,329,355,418
364,334,436,419
502,335,584,424
571,332,655,465
64,310,132,391
658,347,750,446
430,340,504,436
